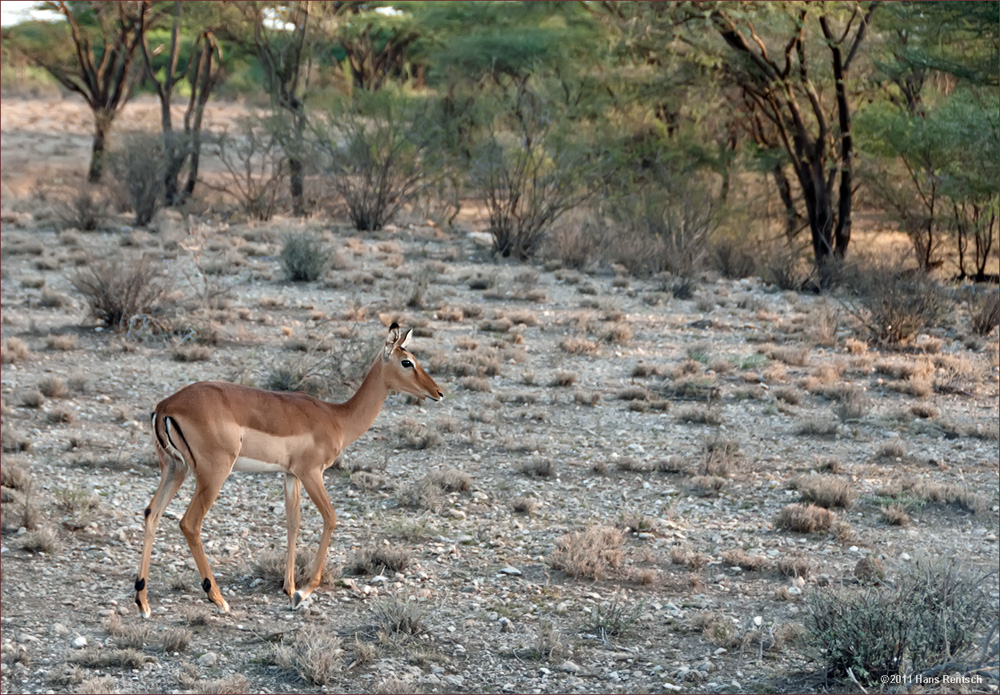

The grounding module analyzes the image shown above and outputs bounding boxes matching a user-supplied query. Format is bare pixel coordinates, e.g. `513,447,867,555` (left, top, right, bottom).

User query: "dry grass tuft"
775,554,812,578
875,440,907,461
349,544,412,575
38,376,68,398
676,405,723,425
774,503,837,533
271,625,343,685
0,423,31,454
1,337,30,363
551,525,625,580
721,549,770,571
518,458,556,478
251,549,336,590
881,504,910,526
161,627,192,653
670,546,710,569
396,418,443,450
549,371,577,387
560,336,599,355
46,334,78,351
1,459,32,488
791,475,855,509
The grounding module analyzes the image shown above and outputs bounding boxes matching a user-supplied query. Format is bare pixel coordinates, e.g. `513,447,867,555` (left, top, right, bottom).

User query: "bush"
310,92,431,231
211,121,287,221
56,189,108,231
69,252,173,331
470,82,594,260
838,263,948,345
280,233,329,282
964,287,1000,336
109,132,168,226
805,557,996,687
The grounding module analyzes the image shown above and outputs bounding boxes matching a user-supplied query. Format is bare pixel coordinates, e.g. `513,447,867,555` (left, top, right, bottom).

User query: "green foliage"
805,557,996,687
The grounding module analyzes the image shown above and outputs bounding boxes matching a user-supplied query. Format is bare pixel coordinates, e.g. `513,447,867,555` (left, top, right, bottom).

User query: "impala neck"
334,356,390,448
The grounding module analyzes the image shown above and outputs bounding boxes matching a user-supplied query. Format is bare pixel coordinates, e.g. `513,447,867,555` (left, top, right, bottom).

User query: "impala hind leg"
283,473,302,603
179,461,232,614
291,468,337,609
135,453,188,618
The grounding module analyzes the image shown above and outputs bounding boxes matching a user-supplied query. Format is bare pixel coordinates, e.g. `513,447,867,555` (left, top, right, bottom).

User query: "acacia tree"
858,1,998,277
139,1,225,204
10,1,146,182
701,2,877,282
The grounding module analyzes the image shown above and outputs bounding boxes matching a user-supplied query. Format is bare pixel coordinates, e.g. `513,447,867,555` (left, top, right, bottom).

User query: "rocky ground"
1,95,998,695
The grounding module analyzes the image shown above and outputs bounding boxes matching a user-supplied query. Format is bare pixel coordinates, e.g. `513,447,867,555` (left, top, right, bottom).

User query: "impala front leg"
283,473,302,604
291,468,337,609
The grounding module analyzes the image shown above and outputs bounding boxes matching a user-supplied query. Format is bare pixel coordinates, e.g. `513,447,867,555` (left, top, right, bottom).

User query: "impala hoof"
291,590,312,610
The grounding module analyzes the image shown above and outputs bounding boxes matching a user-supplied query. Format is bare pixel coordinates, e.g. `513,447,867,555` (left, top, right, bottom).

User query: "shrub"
551,525,624,580
109,132,168,226
310,92,431,231
838,263,948,345
965,287,1000,336
470,82,593,260
69,252,173,331
212,122,287,221
280,233,329,282
805,557,996,687
56,189,108,231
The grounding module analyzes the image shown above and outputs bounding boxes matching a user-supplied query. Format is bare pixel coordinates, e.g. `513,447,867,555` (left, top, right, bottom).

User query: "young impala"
135,323,443,618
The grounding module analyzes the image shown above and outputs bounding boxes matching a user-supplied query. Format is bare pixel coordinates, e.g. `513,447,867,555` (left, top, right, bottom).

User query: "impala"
135,323,443,618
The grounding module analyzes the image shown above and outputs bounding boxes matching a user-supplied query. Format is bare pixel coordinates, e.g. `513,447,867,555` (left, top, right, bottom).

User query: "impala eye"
401,359,413,369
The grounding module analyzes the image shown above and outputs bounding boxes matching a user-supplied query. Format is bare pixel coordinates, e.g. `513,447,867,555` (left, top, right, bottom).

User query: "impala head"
382,323,443,402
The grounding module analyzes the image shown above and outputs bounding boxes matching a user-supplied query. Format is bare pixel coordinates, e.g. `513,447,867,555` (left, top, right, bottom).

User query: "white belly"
232,457,286,474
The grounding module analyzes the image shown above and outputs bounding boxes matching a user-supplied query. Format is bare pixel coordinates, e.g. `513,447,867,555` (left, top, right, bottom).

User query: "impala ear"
384,322,401,357
397,328,412,350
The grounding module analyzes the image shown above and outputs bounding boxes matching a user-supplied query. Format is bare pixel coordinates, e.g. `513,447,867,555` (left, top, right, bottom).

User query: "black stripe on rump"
164,416,198,469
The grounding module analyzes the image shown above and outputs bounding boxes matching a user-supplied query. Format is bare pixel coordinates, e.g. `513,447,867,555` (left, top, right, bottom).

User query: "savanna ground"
1,95,998,695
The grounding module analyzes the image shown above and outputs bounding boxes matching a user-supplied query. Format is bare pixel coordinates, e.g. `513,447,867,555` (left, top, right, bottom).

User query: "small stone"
499,566,522,577
71,636,87,649
197,651,218,667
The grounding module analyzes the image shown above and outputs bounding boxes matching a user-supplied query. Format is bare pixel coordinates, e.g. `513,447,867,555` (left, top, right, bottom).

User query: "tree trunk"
289,108,307,216
772,163,799,241
88,118,110,183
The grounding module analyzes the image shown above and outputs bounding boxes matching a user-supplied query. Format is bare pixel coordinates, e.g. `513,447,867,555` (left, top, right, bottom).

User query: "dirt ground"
1,95,998,695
